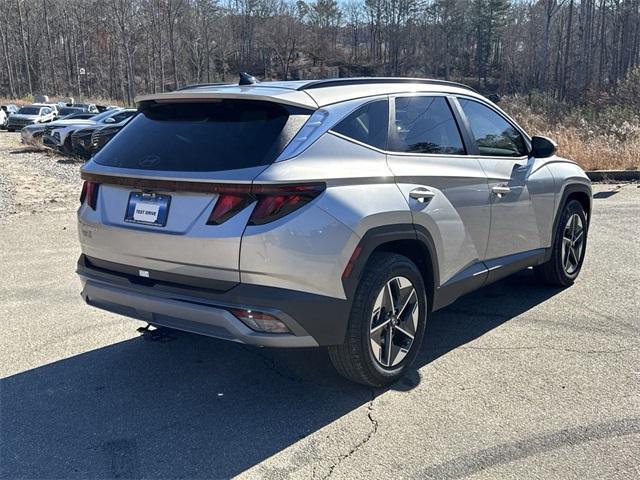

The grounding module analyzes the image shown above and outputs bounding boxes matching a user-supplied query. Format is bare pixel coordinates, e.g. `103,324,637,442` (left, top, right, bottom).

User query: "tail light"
207,183,325,226
248,183,325,226
80,181,99,210
207,194,254,225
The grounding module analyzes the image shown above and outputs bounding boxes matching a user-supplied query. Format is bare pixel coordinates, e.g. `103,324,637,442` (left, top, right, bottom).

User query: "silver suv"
77,78,591,386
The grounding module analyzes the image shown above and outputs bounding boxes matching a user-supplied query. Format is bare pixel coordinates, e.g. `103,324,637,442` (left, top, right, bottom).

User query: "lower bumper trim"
81,279,319,348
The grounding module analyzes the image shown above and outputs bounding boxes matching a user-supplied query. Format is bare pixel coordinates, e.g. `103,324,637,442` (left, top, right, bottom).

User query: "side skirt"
432,248,548,311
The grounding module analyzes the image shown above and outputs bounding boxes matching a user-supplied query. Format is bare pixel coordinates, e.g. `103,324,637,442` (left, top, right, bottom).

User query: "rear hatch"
79,98,312,289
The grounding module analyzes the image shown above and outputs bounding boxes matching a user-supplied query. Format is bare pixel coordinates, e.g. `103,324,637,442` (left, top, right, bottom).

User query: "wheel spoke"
397,301,418,339
370,289,387,333
394,325,415,340
370,327,385,365
384,281,396,313
384,324,394,366
564,247,572,271
569,246,579,267
371,318,391,334
397,287,417,319
388,334,408,367
572,228,584,247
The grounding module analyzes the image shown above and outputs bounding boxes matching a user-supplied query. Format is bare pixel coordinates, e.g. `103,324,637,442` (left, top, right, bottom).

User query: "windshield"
18,107,41,115
94,100,311,172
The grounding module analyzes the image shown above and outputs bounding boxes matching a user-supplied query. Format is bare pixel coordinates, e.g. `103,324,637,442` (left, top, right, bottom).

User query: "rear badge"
139,270,150,278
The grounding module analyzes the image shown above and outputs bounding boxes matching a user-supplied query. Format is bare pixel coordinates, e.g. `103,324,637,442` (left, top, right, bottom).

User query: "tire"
329,252,428,387
536,199,588,287
7,128,14,132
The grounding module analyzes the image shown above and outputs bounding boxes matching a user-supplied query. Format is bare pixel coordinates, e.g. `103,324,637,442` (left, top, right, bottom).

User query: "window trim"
386,93,470,157
452,95,532,159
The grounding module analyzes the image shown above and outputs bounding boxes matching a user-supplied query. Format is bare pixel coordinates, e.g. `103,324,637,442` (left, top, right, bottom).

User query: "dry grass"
502,94,640,171
0,95,125,107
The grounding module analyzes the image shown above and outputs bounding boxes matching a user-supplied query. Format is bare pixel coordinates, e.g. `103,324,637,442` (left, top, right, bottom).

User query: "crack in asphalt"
239,345,304,383
321,390,379,479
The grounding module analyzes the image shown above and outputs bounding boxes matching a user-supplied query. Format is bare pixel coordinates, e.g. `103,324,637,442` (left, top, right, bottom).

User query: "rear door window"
392,96,465,154
458,99,528,157
331,99,388,150
93,100,311,171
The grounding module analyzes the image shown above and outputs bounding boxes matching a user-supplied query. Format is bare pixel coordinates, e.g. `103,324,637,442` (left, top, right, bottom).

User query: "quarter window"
458,99,528,157
331,99,388,150
392,96,465,155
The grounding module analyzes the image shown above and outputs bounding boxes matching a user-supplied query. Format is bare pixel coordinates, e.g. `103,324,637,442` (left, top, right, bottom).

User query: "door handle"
409,188,436,202
491,185,511,196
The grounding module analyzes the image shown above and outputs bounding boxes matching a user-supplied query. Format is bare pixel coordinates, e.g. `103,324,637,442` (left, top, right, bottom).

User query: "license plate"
125,192,171,226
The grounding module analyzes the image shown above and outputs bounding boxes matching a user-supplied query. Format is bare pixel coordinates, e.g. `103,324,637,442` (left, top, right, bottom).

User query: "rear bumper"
77,255,351,347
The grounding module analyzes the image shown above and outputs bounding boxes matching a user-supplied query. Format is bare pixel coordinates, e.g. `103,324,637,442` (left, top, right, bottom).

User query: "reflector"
229,308,290,334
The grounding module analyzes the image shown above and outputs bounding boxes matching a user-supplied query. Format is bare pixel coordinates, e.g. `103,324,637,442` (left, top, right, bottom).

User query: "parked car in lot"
71,109,137,158
1,104,19,115
1,104,19,129
6,105,56,131
43,108,128,154
33,103,60,119
21,112,99,147
76,77,592,386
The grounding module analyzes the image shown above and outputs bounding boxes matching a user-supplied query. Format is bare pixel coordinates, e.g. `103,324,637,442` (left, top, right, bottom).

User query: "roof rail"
176,82,233,91
298,77,478,93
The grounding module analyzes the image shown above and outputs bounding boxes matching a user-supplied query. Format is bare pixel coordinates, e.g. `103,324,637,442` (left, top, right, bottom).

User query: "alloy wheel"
562,213,585,275
369,276,419,368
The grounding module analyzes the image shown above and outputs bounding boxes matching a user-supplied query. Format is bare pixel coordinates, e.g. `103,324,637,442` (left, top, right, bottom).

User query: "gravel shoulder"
0,132,82,220
0,132,638,480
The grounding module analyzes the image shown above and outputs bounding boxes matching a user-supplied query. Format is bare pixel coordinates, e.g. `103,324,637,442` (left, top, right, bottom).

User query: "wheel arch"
342,224,439,312
545,182,592,262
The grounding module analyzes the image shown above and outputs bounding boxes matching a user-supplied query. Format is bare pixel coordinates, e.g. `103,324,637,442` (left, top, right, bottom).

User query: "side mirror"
104,117,116,124
530,135,557,158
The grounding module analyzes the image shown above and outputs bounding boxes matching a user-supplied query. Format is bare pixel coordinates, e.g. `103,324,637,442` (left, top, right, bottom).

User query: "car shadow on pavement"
1,270,562,479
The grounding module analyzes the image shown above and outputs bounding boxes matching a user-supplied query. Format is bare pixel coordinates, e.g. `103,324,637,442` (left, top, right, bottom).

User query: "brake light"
248,183,325,226
80,181,99,210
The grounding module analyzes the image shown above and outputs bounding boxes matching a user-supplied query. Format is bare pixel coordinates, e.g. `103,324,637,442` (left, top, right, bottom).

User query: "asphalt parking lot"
1,131,638,479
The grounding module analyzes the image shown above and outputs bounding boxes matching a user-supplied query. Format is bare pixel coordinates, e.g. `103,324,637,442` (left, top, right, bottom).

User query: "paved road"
1,133,638,479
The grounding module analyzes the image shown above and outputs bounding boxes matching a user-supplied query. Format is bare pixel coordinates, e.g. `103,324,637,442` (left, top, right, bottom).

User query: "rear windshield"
93,100,311,171
59,107,83,115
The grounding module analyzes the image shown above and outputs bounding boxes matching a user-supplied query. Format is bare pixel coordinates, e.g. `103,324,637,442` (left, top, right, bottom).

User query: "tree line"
0,0,639,105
